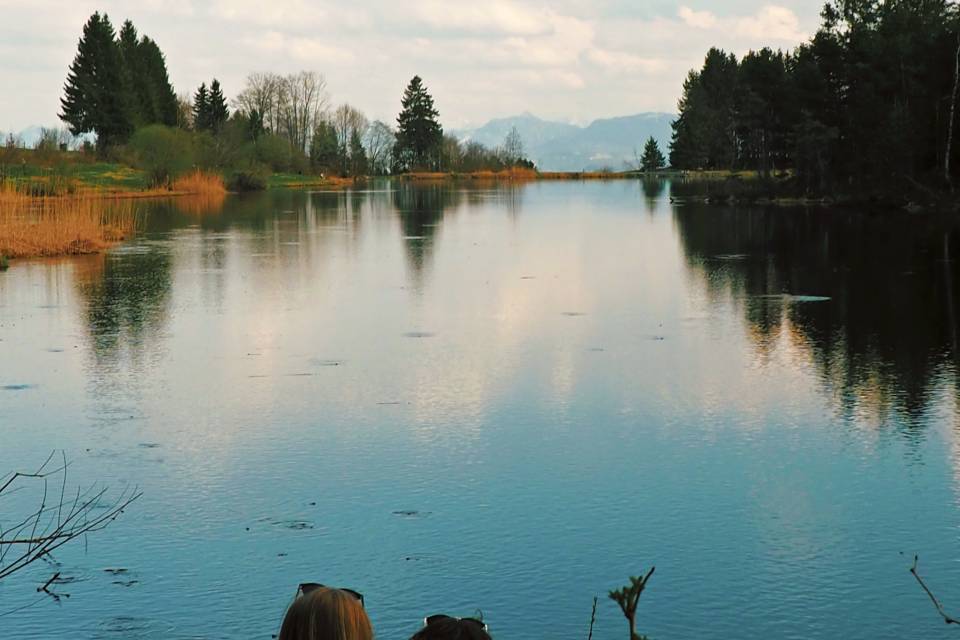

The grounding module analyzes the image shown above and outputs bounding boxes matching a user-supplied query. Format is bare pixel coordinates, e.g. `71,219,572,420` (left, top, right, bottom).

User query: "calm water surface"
2,181,960,639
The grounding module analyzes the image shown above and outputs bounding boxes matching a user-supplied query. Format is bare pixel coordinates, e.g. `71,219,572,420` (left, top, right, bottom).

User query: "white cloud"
410,0,550,36
678,5,806,43
736,6,805,42
679,7,718,29
247,31,356,63
0,1,822,131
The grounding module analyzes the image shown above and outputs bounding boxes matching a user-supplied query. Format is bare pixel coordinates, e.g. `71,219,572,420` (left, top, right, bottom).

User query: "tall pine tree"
60,12,133,151
640,137,666,172
207,79,229,132
394,76,443,171
193,83,210,131
139,36,178,126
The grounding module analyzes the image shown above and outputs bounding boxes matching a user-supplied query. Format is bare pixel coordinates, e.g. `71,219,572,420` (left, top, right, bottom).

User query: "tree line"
669,0,960,192
58,13,534,187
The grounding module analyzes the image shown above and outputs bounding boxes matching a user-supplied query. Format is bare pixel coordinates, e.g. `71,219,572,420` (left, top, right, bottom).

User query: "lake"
2,180,960,639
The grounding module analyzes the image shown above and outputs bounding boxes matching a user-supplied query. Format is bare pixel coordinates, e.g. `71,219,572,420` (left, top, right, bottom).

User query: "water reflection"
74,246,173,363
672,201,960,426
7,181,960,640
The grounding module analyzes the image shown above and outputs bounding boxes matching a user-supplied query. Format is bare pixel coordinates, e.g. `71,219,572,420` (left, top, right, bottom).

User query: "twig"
0,451,141,582
37,572,60,593
587,596,598,640
910,555,960,625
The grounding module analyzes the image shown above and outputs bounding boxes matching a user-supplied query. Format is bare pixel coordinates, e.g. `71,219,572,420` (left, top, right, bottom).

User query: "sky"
0,1,823,132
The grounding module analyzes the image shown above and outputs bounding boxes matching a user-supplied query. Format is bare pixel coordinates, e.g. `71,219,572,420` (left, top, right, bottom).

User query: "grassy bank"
399,168,637,181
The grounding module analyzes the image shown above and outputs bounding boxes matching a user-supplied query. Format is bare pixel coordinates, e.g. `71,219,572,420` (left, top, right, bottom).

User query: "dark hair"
409,617,492,640
278,587,373,640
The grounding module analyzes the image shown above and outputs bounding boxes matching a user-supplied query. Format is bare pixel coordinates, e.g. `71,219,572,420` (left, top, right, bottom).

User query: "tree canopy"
394,76,443,172
60,13,177,151
640,136,666,172
669,1,960,190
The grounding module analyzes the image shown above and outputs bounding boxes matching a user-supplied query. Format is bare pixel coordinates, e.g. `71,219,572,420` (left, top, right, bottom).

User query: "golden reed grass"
170,170,227,196
0,182,139,258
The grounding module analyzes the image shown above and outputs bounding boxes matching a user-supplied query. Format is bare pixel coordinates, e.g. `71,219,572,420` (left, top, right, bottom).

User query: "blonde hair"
278,587,374,640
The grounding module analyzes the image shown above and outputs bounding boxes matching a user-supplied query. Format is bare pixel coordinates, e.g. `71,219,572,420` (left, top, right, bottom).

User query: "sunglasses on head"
297,583,365,607
423,614,488,632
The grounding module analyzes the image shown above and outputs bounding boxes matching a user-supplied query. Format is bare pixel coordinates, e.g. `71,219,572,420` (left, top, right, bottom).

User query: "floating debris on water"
403,332,435,338
272,520,315,530
138,443,161,449
2,384,35,391
561,312,586,317
393,510,432,518
309,358,344,367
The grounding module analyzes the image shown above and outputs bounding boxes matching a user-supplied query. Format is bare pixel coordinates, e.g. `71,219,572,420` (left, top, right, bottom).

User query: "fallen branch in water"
909,555,960,626
0,451,141,582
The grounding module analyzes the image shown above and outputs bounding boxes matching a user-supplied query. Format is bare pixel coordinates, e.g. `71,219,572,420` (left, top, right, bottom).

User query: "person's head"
278,585,373,640
409,615,492,640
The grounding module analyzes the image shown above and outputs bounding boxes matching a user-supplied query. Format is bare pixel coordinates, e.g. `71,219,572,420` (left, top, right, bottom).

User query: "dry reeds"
170,170,226,196
0,182,139,258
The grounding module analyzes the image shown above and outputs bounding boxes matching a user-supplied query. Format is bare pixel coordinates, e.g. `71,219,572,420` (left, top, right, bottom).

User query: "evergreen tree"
208,79,230,132
310,121,340,172
60,12,133,151
349,129,369,176
139,36,178,126
118,20,150,126
393,76,443,171
640,137,666,172
193,83,210,131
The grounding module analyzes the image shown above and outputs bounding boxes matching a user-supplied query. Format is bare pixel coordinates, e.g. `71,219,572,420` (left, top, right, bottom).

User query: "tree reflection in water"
673,202,960,428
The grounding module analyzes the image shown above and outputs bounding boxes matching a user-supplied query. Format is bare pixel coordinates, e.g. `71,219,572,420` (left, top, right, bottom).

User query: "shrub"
226,169,268,192
255,134,297,172
128,125,196,187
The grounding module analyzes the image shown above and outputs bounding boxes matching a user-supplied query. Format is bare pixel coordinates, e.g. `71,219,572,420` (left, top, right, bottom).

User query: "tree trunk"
946,33,960,185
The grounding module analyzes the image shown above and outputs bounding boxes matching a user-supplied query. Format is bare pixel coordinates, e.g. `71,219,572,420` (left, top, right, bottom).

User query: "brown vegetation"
170,169,227,196
0,182,139,258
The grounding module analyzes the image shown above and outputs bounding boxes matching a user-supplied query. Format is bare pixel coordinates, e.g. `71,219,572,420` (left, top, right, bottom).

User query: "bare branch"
0,452,141,583
910,555,960,626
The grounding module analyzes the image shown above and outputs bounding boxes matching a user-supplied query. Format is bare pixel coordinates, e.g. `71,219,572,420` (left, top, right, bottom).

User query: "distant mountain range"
452,112,675,172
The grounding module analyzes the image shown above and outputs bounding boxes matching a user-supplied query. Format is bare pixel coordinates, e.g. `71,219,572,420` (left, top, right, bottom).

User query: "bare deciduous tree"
234,72,284,134
0,452,141,584
364,120,395,175
279,71,330,154
331,104,368,152
502,126,524,165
